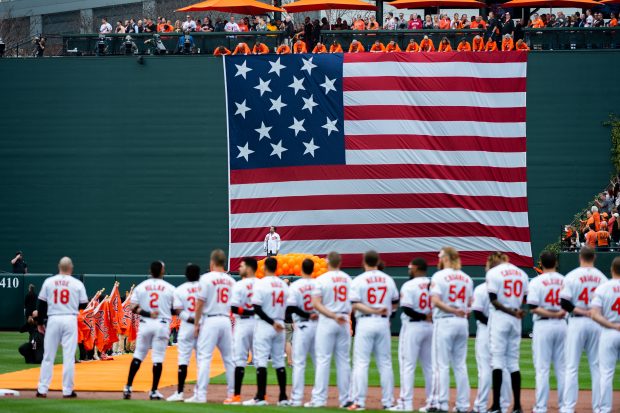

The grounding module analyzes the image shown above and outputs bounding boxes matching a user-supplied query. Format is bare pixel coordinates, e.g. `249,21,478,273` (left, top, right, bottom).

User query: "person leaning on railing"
457,38,472,51
438,37,452,52
386,41,401,52
329,41,343,53
213,46,231,56
312,42,327,54
405,39,419,52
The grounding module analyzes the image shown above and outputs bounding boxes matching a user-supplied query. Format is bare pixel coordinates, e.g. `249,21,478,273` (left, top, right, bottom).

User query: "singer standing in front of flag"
264,226,281,257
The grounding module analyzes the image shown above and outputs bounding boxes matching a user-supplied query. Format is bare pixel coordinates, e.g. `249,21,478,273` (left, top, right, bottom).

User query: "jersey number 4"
367,286,387,304
577,287,597,305
612,297,620,315
53,289,70,304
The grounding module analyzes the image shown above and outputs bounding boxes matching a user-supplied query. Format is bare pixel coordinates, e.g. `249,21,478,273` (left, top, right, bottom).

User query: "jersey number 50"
503,279,523,297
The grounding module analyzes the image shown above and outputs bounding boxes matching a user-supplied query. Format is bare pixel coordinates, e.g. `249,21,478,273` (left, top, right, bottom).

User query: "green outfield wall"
1,51,619,329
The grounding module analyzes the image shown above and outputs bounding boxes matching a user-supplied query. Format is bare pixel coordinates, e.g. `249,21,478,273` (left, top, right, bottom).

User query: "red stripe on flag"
343,76,527,93
229,251,533,272
230,193,529,214
345,135,526,152
345,105,526,123
344,52,528,64
231,223,531,244
230,164,526,185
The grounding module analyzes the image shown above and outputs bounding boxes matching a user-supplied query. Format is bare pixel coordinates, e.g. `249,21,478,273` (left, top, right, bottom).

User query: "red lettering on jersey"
54,280,70,287
445,273,470,283
541,278,563,287
365,275,386,284
145,285,166,292
299,284,313,293
212,278,233,287
500,269,522,277
187,286,201,294
332,276,348,283
417,282,429,290
578,275,601,284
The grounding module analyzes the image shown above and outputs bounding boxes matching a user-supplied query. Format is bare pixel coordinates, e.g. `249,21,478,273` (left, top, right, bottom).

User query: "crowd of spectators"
563,176,620,252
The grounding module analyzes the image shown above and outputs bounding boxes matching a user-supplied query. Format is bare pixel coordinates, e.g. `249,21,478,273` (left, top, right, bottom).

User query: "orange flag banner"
94,299,117,352
108,284,123,334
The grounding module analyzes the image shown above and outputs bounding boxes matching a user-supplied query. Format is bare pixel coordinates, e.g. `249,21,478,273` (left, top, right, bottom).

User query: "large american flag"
224,52,532,269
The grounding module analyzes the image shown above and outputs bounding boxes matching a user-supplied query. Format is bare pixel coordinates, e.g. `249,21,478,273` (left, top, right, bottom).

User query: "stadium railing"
524,27,620,50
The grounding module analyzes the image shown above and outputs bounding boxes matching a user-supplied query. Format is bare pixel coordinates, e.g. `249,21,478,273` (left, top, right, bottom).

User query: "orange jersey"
593,212,601,231
253,43,270,54
370,43,386,52
293,41,307,54
515,41,530,51
610,18,618,27
472,38,485,51
213,47,231,56
232,43,251,55
386,43,401,52
419,39,435,52
585,230,598,247
439,18,451,30
502,38,514,51
530,18,544,28
457,41,472,51
353,20,365,30
485,40,498,51
312,44,327,53
348,43,365,53
277,44,291,54
330,44,344,53
367,21,379,30
597,230,610,246
438,42,452,52
405,42,420,52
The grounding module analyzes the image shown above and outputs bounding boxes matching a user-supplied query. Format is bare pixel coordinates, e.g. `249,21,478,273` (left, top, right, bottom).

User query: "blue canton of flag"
224,54,345,170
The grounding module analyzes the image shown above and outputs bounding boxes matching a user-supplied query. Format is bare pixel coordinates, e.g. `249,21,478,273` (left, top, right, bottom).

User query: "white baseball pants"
598,328,620,413
194,316,234,402
37,315,78,396
532,319,566,413
291,320,317,403
398,320,433,411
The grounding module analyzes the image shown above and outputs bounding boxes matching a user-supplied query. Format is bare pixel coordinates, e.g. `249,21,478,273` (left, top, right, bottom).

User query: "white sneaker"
243,398,269,406
278,400,292,406
166,392,184,402
305,401,327,408
387,406,405,411
418,408,428,413
184,395,206,403
149,390,164,400
289,401,303,407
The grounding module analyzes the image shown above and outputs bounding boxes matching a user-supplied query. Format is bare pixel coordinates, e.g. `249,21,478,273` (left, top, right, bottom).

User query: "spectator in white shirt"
99,18,113,34
225,16,240,32
585,9,594,27
182,15,197,32
264,226,281,257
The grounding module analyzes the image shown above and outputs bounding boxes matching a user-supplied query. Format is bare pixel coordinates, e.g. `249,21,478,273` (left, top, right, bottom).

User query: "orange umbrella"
177,0,284,14
500,0,601,6
389,0,485,7
600,0,620,3
284,0,377,12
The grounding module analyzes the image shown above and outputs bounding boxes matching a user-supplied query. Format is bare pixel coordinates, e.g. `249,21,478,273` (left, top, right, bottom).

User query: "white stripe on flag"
230,208,530,229
229,178,527,200
344,90,526,109
343,61,527,79
345,149,526,168
230,237,532,259
345,119,525,138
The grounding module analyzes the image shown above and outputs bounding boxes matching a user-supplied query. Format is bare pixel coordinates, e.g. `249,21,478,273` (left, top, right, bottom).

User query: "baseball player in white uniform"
471,273,512,413
349,251,399,411
285,258,318,406
559,247,606,413
189,249,236,403
590,256,620,413
393,258,433,412
36,257,88,398
428,247,473,413
306,251,353,408
485,252,529,413
527,251,567,413
264,226,281,257
243,256,290,406
228,257,258,404
123,261,176,400
167,263,202,402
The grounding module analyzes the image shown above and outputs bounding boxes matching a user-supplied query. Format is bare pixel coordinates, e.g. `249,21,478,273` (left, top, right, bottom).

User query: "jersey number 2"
53,289,70,304
149,292,159,309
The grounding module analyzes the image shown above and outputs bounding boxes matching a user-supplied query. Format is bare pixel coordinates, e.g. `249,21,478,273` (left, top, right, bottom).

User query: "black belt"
409,319,431,323
572,314,585,318
360,314,387,318
239,315,253,319
207,314,228,318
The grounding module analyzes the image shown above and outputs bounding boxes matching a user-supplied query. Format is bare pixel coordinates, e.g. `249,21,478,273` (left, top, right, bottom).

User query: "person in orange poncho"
501,34,514,51
213,45,231,56
471,35,484,51
386,40,401,52
405,38,420,52
419,36,435,52
438,37,452,52
232,42,251,55
515,39,530,51
485,38,498,51
277,43,291,54
293,39,307,54
330,40,343,53
530,13,544,28
457,38,471,51
252,41,270,55
370,40,386,52
438,14,451,30
592,206,601,231
312,42,327,53
348,39,365,53
597,221,611,250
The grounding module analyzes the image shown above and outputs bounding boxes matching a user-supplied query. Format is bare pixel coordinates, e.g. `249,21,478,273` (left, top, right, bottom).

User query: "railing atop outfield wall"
48,27,620,57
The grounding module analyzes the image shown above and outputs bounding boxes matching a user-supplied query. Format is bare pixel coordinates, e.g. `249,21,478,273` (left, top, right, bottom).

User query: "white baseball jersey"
430,268,473,318
527,272,564,321
399,276,431,323
252,275,289,320
264,232,281,253
312,270,352,314
230,277,256,316
286,277,316,322
38,274,88,316
350,270,399,317
592,279,620,323
198,271,236,315
131,277,176,320
486,262,529,311
173,281,202,318
560,266,607,309
472,283,491,318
